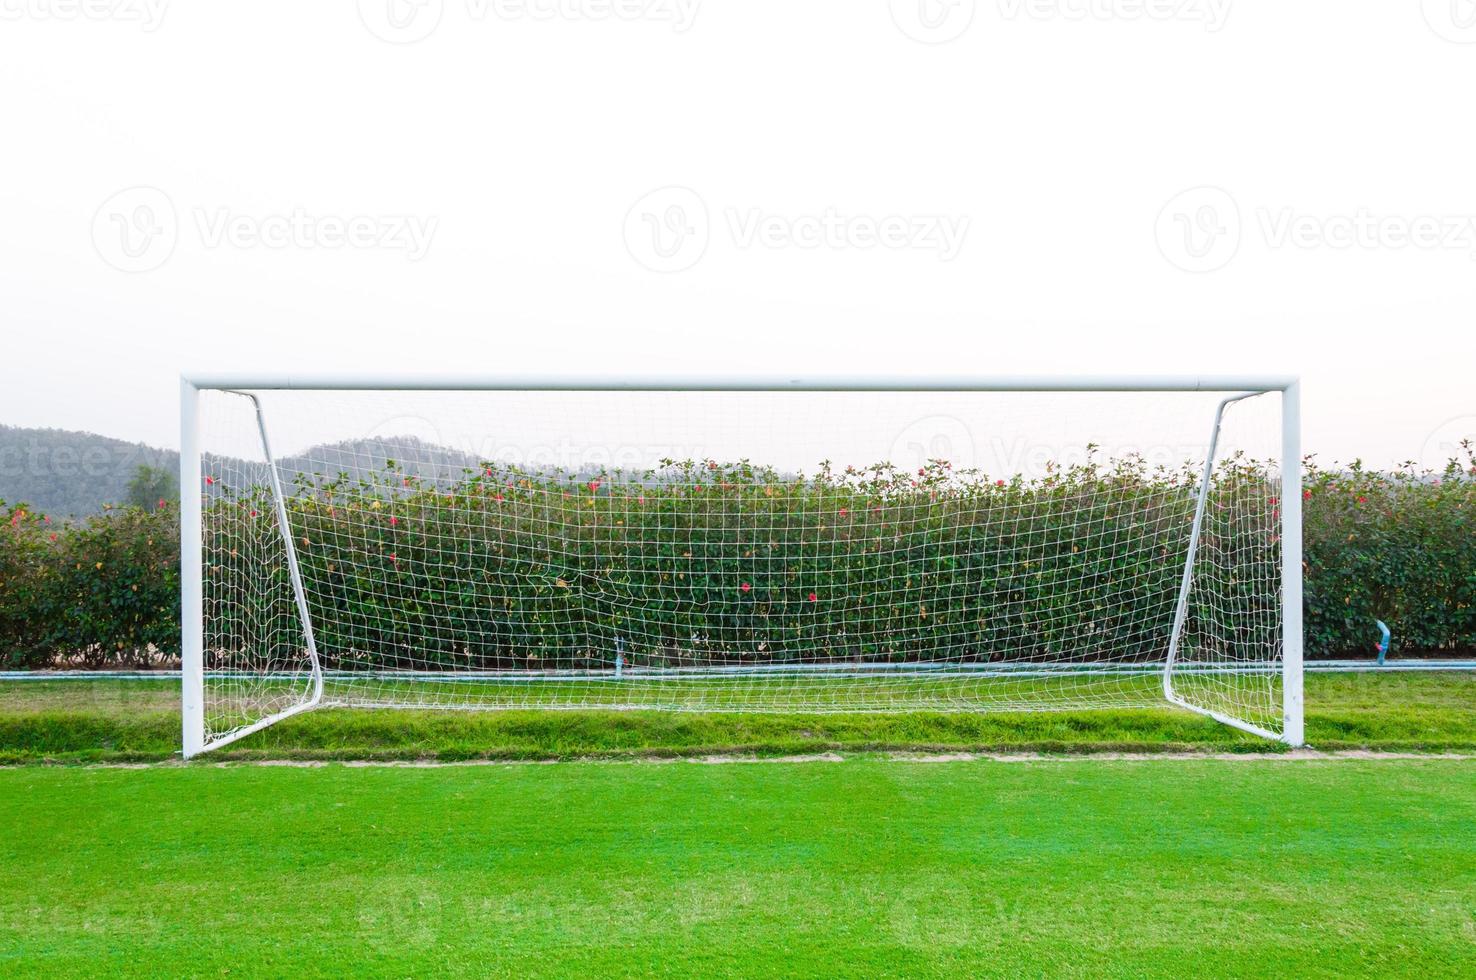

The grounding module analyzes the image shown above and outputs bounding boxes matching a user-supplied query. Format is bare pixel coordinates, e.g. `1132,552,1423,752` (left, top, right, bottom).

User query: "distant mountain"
0,426,178,518
274,435,481,487
201,436,485,498
2,427,554,518
0,426,784,518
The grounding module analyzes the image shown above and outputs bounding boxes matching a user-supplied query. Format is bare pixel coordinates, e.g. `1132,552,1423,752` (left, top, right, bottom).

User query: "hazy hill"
273,436,480,486
1,426,780,517
0,426,178,518
3,428,501,517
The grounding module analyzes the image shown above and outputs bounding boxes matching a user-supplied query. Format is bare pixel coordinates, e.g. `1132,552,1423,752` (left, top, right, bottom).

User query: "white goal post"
180,374,1304,756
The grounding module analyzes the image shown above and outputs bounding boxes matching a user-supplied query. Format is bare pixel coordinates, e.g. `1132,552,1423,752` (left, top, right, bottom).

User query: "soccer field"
2,758,1474,977
3,672,1475,976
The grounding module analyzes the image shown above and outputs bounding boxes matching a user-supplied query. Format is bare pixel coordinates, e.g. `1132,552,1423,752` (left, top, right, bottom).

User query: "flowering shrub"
1303,444,1476,657
0,500,178,668
1,446,1473,669
0,502,47,665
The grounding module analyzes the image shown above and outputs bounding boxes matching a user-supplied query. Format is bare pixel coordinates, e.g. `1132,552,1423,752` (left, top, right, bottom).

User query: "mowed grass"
0,671,1474,762
2,758,1474,977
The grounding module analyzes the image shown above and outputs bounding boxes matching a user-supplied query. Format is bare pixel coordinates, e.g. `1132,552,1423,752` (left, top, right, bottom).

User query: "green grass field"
2,758,1474,977
2,671,1475,762
2,673,1474,976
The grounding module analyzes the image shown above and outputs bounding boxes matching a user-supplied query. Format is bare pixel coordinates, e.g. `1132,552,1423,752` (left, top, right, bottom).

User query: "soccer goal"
179,375,1303,756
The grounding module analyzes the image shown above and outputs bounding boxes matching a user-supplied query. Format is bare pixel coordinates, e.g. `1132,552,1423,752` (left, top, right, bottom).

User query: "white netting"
195,387,1285,747
199,394,315,740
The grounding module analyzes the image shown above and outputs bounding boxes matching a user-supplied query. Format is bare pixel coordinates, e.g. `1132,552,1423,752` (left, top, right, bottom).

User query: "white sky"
1,1,1473,472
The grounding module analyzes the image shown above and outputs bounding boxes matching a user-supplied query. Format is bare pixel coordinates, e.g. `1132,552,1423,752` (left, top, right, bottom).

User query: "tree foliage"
126,464,179,511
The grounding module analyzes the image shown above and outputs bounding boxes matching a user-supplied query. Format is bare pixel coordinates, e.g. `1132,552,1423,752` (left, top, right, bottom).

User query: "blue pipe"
1375,620,1391,666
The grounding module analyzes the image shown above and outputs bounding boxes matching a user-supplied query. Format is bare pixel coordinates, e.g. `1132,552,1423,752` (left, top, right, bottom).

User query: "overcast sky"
1,2,1473,471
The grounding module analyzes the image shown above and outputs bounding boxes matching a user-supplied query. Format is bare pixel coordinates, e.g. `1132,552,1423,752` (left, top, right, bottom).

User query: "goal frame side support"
1281,381,1305,745
1162,383,1303,746
180,379,204,758
180,385,325,759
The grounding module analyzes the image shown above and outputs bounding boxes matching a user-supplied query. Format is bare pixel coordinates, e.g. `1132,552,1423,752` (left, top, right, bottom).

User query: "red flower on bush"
589,480,601,493
808,592,817,602
388,552,398,563
1303,489,1312,500
838,508,848,517
1357,495,1367,504
494,493,505,502
48,533,58,543
157,499,167,510
250,509,259,518
389,516,399,526
740,582,752,593
204,476,214,486
996,479,1006,487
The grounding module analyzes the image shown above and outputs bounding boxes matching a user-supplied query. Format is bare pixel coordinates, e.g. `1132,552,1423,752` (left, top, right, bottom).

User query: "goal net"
181,378,1301,755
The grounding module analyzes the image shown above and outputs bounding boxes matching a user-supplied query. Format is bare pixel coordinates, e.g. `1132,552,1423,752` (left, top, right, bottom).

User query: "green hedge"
2,449,1473,669
0,501,178,668
210,456,1229,671
1304,455,1476,656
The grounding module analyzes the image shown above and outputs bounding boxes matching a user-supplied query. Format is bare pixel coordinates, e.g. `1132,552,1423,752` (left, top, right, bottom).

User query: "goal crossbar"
185,373,1299,393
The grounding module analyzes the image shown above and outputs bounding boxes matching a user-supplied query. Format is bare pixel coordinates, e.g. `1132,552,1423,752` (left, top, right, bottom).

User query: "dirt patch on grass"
37,748,1476,769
